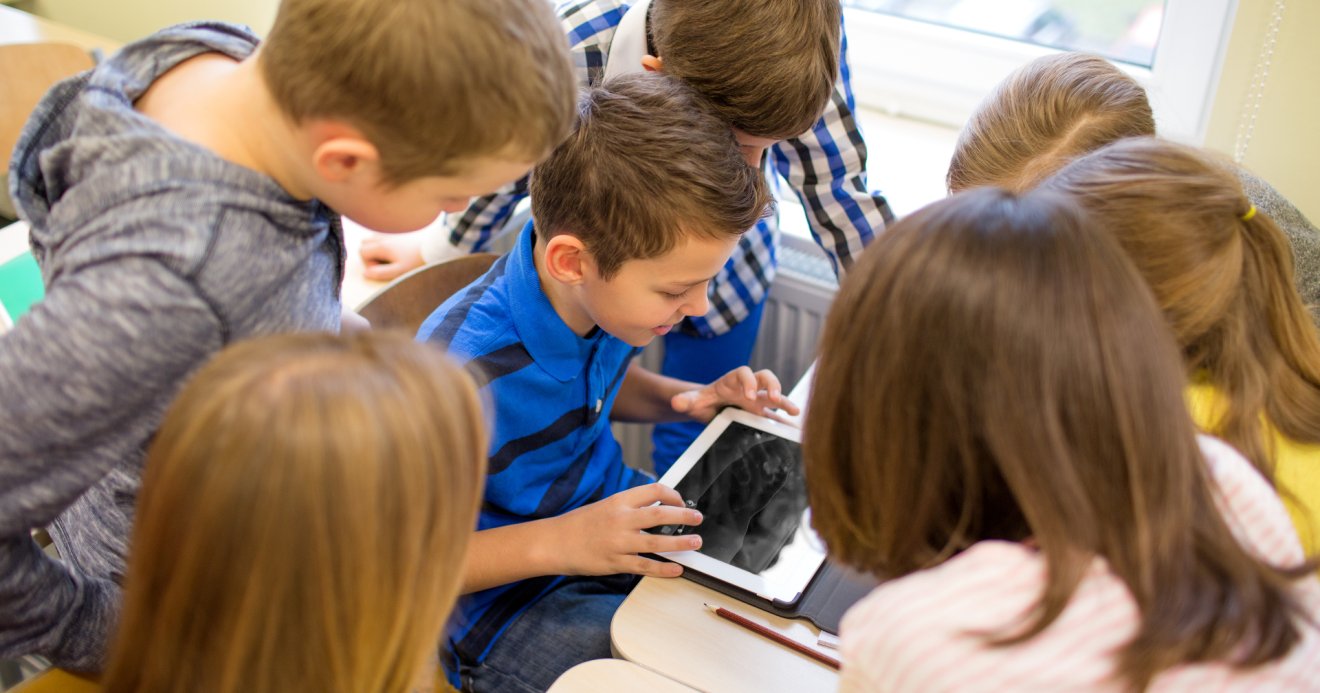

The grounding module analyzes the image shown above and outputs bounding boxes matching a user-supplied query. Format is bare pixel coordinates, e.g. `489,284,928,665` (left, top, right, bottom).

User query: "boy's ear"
641,55,664,73
307,121,380,183
542,235,590,286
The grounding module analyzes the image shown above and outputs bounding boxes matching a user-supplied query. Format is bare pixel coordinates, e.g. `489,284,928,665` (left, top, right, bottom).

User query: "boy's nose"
683,286,710,317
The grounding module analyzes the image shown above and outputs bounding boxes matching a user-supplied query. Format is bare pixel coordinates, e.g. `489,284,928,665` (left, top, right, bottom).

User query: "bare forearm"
610,362,699,423
461,520,564,594
462,485,705,592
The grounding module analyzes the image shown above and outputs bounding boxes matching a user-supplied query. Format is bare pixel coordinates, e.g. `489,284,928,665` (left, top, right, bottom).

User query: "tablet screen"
651,414,825,604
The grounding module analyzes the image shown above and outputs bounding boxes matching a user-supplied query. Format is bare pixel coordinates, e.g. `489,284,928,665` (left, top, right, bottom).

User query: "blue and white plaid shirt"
438,0,893,337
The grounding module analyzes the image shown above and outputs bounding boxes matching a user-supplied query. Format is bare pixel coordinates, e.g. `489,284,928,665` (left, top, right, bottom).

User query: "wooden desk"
548,659,694,693
339,218,391,311
611,576,839,692
0,5,121,54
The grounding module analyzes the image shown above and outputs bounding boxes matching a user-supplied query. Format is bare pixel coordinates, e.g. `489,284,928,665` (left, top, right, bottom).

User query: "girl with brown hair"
805,188,1320,691
946,51,1320,313
101,331,487,693
1045,137,1320,559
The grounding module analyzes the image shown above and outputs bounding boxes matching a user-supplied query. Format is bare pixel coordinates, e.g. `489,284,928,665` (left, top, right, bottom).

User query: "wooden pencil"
703,603,841,670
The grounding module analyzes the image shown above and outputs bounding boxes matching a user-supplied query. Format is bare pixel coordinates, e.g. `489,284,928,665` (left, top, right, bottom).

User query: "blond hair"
1044,138,1320,477
651,0,841,139
103,331,487,693
947,52,1154,193
805,188,1310,690
260,0,576,183
530,72,771,279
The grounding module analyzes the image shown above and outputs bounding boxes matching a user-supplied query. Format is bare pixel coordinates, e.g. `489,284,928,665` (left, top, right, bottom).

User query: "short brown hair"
1044,138,1320,478
651,0,841,139
529,72,771,279
260,0,576,183
805,188,1310,689
947,52,1155,193
103,331,487,693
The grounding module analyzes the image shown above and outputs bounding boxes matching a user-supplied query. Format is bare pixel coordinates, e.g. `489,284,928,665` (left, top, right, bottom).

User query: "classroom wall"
18,0,277,43
1203,0,1319,222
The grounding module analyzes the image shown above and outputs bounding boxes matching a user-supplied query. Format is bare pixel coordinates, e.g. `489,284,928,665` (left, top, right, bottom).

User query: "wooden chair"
357,253,499,335
0,42,96,220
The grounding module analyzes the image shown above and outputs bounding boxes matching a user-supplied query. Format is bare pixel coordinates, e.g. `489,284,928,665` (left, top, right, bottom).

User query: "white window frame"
842,0,1238,143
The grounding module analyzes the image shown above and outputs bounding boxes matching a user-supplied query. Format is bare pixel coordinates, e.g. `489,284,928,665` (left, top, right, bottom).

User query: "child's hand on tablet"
549,483,703,578
671,366,802,424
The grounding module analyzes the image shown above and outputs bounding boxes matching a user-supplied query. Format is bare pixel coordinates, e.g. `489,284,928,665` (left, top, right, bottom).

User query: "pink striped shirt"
839,436,1320,692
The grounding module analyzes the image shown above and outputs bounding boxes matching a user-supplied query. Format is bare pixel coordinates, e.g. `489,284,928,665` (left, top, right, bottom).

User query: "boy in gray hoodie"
0,0,574,670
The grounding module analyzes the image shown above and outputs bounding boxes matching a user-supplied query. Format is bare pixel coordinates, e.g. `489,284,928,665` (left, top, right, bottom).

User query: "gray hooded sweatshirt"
0,22,343,669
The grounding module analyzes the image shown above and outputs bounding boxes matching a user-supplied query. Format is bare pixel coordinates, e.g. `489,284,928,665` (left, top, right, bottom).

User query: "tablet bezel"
652,408,825,605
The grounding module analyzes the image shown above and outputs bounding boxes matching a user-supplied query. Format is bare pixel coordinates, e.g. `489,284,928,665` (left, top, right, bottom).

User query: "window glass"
843,0,1166,67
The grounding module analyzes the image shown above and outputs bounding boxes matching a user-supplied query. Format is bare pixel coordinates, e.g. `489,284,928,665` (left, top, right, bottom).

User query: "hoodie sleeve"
0,255,223,669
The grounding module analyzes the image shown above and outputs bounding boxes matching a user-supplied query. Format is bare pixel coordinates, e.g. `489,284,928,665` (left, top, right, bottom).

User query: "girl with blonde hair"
947,51,1320,312
946,52,1153,195
101,331,487,693
806,188,1320,691
1045,137,1320,558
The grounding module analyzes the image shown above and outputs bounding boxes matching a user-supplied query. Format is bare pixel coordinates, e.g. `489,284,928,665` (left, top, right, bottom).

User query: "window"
847,1,1165,66
841,0,1237,142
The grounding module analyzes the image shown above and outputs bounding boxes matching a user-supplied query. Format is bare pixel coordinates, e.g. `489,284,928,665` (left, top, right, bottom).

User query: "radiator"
613,234,838,474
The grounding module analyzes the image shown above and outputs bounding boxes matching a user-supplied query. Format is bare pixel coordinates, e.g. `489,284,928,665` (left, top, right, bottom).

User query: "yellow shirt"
1186,384,1320,558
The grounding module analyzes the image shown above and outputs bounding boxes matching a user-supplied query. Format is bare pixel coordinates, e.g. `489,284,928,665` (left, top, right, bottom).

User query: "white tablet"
649,408,826,605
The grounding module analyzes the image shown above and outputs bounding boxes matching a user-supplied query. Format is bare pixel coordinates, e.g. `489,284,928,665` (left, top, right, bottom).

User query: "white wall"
22,0,277,42
1204,0,1319,221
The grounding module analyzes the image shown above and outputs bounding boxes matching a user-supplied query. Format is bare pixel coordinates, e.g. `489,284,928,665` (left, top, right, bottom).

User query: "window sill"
778,107,958,243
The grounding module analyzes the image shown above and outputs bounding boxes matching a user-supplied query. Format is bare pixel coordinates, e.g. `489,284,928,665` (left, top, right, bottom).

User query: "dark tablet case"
670,556,880,635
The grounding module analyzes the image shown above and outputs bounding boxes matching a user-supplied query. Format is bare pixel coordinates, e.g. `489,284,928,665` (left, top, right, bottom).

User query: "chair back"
0,42,96,219
358,253,499,335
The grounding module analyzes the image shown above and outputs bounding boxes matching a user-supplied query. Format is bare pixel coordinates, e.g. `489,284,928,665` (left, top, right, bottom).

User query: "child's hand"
549,484,703,578
670,366,802,423
359,233,425,281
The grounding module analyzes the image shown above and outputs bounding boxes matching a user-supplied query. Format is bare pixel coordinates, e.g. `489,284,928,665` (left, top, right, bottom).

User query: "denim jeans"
459,574,639,693
651,300,768,476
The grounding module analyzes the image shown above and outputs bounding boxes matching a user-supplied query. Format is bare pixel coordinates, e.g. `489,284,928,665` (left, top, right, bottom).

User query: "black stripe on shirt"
420,253,510,345
532,445,596,517
709,290,739,329
466,342,535,388
787,135,855,269
739,234,769,288
488,405,590,475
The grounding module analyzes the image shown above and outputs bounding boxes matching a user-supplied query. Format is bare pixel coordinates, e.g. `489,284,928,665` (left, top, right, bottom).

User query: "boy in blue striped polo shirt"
418,72,798,691
364,0,891,479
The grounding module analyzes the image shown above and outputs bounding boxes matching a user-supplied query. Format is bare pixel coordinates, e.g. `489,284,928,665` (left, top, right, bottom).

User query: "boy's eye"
662,288,689,299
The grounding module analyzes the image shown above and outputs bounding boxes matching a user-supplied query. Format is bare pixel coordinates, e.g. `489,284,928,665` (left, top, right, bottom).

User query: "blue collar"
507,224,605,382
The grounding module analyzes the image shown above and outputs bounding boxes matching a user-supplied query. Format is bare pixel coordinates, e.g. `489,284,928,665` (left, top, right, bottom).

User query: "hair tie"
1241,204,1257,222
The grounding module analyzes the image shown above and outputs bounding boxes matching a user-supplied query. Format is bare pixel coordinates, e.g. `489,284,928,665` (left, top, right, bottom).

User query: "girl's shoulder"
1197,434,1307,565
840,541,1133,692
